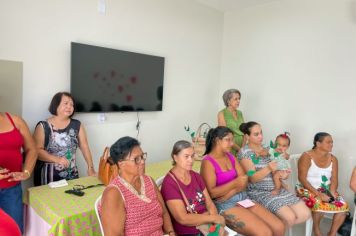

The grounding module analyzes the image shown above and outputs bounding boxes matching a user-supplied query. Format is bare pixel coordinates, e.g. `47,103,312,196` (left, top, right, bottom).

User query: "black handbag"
337,211,353,236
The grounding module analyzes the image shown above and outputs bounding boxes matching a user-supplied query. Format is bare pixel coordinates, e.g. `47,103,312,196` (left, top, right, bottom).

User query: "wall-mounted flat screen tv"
71,42,165,112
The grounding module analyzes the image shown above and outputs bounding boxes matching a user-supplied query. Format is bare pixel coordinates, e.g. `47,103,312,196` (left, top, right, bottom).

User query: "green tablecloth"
27,176,104,236
26,161,201,236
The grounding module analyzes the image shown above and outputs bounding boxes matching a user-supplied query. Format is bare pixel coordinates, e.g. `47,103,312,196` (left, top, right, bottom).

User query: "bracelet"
23,169,30,177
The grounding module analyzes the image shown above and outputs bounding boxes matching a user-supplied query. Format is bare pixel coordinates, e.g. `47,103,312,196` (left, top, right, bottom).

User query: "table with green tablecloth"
26,176,104,236
25,161,201,236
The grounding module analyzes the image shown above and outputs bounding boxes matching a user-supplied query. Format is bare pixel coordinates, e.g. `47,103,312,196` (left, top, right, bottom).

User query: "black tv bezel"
70,42,165,113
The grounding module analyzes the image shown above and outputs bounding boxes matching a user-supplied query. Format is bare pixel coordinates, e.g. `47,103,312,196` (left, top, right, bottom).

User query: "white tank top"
306,157,332,189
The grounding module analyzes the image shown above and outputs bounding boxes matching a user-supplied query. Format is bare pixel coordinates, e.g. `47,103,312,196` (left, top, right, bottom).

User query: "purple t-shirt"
161,170,207,235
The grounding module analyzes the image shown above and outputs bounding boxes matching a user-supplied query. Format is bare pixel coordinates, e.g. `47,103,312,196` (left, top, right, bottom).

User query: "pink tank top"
204,152,237,186
0,113,23,188
99,175,163,236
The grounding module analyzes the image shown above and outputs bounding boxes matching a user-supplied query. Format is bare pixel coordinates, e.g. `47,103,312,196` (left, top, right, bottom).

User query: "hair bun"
239,123,247,133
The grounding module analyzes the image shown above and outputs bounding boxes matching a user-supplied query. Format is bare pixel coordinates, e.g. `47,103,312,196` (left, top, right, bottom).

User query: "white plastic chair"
94,195,105,236
155,175,165,188
289,154,313,236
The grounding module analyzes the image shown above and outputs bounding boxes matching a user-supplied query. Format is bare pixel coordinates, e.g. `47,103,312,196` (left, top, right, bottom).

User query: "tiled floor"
290,217,341,236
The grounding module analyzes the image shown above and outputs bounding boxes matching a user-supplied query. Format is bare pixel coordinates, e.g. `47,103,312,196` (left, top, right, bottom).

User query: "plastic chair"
155,175,165,188
94,195,105,236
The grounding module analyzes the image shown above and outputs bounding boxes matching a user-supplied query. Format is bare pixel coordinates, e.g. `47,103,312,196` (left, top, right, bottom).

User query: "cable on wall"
136,112,141,139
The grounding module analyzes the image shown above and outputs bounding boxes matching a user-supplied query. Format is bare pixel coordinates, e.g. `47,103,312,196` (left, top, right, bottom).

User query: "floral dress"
295,152,349,212
33,119,81,185
238,145,300,214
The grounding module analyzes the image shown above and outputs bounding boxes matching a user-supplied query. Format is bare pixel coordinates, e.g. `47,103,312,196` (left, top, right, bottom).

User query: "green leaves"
270,140,277,149
250,153,259,164
321,175,328,183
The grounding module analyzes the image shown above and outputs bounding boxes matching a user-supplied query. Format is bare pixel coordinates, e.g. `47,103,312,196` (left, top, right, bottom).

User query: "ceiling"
194,0,282,12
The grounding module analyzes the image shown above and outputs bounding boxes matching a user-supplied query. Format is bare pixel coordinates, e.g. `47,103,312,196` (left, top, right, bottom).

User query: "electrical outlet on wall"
98,0,106,14
97,113,106,123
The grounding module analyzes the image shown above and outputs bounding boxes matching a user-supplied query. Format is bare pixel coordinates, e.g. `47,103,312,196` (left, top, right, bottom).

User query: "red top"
0,208,21,235
0,113,24,188
99,175,163,236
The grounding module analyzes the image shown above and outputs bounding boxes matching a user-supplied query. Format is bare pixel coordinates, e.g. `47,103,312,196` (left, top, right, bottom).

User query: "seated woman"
161,140,225,236
238,122,310,228
298,132,349,236
201,126,285,236
99,136,175,236
33,92,96,185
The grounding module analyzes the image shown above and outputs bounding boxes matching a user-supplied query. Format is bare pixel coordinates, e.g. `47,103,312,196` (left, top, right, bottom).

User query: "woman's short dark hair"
222,89,241,107
110,136,140,163
48,92,75,117
171,140,192,165
239,121,259,135
204,126,233,155
312,132,331,149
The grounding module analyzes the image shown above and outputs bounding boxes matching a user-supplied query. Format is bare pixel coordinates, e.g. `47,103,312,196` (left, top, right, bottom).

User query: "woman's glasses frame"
124,152,147,165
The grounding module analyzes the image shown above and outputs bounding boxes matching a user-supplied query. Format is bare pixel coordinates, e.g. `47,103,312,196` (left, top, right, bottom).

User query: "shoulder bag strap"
168,172,193,214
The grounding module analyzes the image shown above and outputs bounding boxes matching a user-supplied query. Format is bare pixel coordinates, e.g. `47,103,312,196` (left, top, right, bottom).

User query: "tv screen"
71,42,165,112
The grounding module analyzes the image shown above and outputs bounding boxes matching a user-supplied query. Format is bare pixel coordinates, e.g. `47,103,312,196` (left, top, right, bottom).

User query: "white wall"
220,0,356,209
0,0,223,176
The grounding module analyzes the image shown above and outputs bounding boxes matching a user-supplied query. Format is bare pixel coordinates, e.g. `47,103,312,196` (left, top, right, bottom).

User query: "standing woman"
0,112,37,232
161,140,225,236
33,92,96,186
298,132,348,236
201,126,285,236
218,89,245,155
238,122,310,228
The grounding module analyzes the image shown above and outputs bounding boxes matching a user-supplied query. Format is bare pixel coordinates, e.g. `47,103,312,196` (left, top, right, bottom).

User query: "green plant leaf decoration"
247,170,256,176
250,153,259,164
269,140,277,149
191,132,195,138
274,152,280,157
321,175,328,182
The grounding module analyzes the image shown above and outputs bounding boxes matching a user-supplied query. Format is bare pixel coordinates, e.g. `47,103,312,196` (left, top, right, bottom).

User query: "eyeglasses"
125,153,147,165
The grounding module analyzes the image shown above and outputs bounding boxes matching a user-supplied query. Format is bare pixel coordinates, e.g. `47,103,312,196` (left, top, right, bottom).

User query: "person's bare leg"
289,201,311,224
221,206,273,236
271,171,282,195
249,203,285,236
327,212,346,236
312,212,324,236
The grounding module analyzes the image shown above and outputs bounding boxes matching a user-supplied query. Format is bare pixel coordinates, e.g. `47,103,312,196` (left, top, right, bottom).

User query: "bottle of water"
65,148,72,179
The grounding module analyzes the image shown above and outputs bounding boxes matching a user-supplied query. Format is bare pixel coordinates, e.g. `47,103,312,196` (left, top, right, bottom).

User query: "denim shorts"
0,183,23,232
214,191,248,213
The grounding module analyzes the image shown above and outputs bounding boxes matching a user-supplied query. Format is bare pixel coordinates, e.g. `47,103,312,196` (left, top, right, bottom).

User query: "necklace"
118,176,151,203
